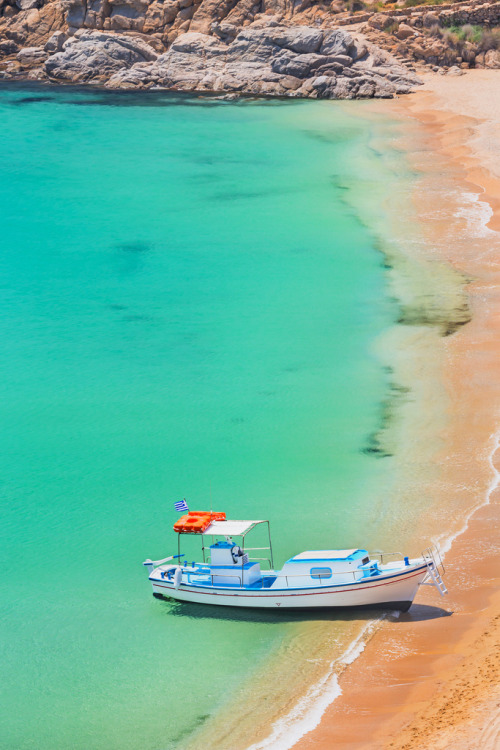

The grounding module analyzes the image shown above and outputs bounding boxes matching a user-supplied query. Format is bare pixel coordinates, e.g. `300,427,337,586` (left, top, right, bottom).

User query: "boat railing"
187,571,365,588
277,571,362,587
210,573,243,587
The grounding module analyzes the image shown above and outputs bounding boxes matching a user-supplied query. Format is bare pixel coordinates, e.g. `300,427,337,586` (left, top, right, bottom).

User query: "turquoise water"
0,86,396,749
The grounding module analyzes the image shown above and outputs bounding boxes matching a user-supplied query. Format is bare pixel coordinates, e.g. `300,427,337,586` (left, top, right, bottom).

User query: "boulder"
357,80,375,97
396,23,414,40
368,13,392,31
447,65,465,76
272,51,324,78
0,39,19,55
16,45,48,63
44,31,68,52
332,76,355,99
349,37,368,61
62,0,87,29
319,28,352,56
1,0,64,48
143,0,179,31
15,0,40,9
45,30,158,81
485,48,500,68
422,12,440,28
271,26,323,53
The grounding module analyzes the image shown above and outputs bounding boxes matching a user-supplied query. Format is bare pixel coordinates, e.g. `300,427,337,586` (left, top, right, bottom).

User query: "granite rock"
44,30,68,52
15,0,41,10
17,45,49,63
484,48,500,68
103,25,421,98
45,30,158,81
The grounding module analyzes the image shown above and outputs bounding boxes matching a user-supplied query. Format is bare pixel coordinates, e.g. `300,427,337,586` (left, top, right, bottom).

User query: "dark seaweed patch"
303,127,358,144
442,314,471,337
115,241,152,254
397,300,471,337
210,186,295,201
362,379,410,459
11,95,55,105
0,80,308,109
169,713,210,745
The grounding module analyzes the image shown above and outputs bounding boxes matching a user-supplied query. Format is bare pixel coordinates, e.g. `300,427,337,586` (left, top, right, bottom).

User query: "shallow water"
0,86,402,750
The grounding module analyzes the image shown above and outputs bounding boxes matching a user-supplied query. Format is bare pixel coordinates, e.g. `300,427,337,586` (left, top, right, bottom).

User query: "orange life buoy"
173,511,226,534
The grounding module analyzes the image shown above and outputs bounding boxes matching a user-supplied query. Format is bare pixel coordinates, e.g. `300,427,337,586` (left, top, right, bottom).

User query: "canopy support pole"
267,521,274,569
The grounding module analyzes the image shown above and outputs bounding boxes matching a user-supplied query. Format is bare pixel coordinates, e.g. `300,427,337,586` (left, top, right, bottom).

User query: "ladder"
421,548,448,596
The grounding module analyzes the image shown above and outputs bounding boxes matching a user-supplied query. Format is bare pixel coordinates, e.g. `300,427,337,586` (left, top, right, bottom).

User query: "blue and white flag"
174,499,189,513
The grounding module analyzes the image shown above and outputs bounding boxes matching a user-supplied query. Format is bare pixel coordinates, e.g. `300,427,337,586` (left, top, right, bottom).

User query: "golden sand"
291,70,500,750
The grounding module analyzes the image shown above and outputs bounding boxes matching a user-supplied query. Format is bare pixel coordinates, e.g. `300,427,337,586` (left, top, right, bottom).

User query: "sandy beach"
291,70,500,750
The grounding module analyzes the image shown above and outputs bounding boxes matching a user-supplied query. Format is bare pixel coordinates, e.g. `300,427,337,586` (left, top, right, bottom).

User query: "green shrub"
477,28,500,52
447,23,483,42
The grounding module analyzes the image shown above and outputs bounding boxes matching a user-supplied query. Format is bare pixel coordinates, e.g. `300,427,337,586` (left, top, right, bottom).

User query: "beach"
2,69,499,750
290,70,500,750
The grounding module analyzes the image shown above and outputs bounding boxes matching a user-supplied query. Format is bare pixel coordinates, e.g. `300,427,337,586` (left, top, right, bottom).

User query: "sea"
0,84,423,750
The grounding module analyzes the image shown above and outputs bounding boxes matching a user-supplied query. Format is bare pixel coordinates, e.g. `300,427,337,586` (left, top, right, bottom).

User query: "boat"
142,512,447,612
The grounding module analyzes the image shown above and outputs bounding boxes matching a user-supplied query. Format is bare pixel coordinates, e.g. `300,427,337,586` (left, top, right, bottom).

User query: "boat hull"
150,564,428,611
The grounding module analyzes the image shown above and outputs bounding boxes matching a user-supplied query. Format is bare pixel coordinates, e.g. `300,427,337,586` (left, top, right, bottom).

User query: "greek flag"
174,499,189,513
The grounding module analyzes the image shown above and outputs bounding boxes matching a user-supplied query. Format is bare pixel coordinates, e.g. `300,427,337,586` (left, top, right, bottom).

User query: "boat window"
362,557,369,565
310,567,332,579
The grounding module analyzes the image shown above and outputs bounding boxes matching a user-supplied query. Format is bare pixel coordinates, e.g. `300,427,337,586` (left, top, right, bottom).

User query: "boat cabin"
271,548,377,588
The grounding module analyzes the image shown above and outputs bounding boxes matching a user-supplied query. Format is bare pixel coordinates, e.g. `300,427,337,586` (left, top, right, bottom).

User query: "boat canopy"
202,519,267,538
173,516,274,568
290,549,361,561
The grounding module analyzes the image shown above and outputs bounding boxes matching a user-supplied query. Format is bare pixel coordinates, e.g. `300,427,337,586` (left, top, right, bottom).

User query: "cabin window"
310,567,332,579
362,557,369,565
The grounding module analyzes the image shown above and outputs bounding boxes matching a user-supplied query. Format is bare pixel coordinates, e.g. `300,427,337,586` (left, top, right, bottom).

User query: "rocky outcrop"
3,0,497,95
1,1,65,48
41,25,420,97
44,28,157,80
356,3,500,72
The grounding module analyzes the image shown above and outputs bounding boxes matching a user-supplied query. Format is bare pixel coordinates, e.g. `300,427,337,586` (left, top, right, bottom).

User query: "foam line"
246,433,500,750
245,617,383,750
433,429,500,559
454,190,495,238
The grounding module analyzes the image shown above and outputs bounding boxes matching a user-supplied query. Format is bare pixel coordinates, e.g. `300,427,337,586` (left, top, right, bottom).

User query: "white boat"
143,513,447,612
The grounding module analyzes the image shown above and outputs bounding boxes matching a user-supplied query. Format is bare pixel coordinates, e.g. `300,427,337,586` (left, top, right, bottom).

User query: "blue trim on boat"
209,562,258,570
150,564,428,592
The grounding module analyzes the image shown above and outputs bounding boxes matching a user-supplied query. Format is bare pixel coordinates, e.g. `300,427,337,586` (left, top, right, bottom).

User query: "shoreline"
178,78,500,750
288,69,500,750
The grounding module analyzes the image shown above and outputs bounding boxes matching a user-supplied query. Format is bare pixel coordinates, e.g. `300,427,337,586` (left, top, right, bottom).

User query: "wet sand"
291,70,500,750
